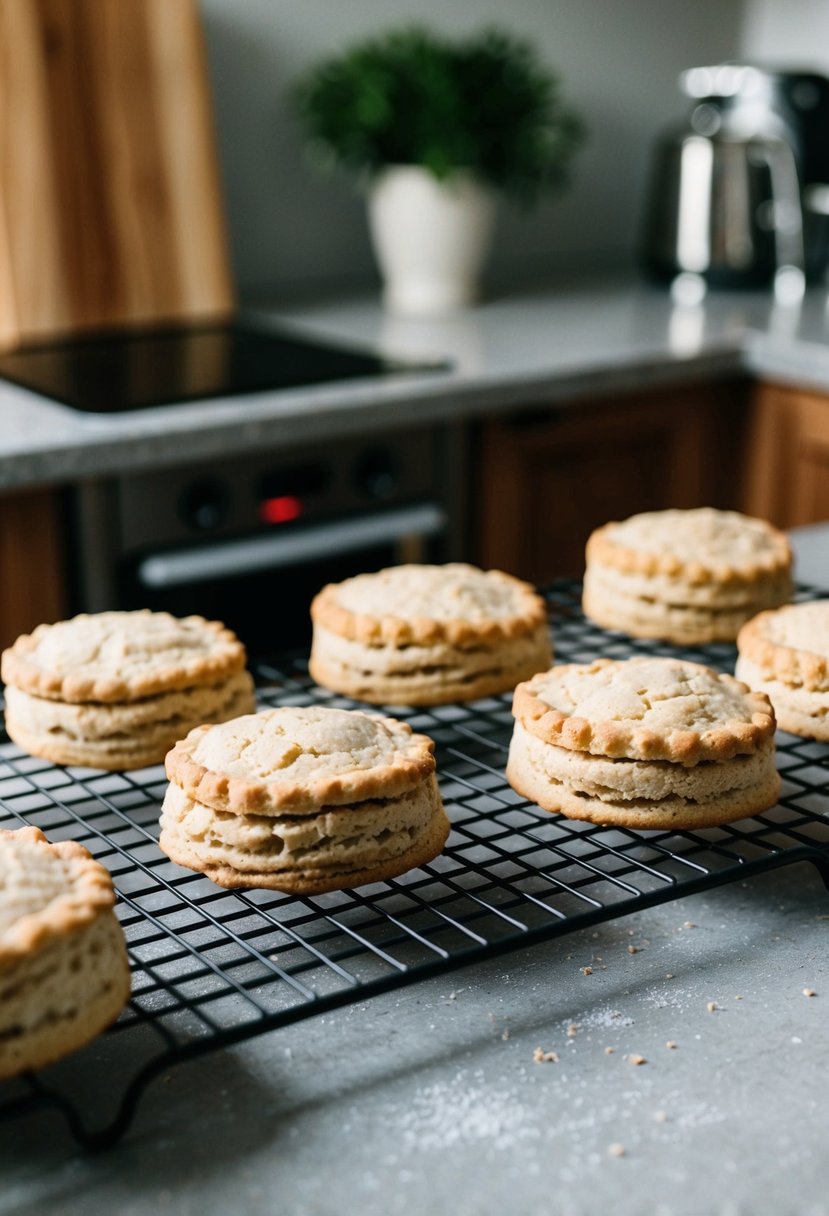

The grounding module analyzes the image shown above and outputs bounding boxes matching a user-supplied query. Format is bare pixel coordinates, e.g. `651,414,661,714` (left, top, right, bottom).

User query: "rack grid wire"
1,579,827,1149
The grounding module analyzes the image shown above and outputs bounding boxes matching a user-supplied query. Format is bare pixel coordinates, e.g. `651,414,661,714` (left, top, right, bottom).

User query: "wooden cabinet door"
476,382,747,584
0,0,233,348
743,383,829,528
0,489,67,650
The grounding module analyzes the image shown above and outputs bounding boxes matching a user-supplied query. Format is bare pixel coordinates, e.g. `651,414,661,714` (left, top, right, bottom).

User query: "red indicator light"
260,495,302,525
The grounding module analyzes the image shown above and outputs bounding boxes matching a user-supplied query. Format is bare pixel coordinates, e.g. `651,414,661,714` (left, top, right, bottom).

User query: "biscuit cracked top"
512,657,776,764
586,509,792,584
0,826,116,965
311,563,547,646
1,611,247,703
165,706,437,814
738,601,829,690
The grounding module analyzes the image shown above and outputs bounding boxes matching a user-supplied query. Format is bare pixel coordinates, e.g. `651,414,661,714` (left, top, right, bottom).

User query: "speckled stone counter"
5,274,829,490
2,862,827,1216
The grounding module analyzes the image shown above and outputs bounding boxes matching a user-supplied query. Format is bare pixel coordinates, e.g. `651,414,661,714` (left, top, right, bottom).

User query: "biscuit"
507,657,780,829
309,563,552,705
583,508,793,644
0,826,131,1080
160,706,450,893
2,611,256,770
736,601,829,740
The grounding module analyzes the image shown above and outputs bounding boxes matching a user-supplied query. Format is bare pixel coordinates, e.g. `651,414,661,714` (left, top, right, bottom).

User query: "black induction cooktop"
0,319,446,413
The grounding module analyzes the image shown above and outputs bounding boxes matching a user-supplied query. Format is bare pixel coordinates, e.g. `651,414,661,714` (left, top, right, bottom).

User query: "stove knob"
179,479,230,532
353,446,399,500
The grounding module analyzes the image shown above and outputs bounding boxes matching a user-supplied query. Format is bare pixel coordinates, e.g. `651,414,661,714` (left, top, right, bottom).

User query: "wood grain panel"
0,488,66,650
0,0,233,348
476,382,749,584
743,383,829,527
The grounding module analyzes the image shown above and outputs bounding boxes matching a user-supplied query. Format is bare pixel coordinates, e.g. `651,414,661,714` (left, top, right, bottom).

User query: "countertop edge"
4,277,829,491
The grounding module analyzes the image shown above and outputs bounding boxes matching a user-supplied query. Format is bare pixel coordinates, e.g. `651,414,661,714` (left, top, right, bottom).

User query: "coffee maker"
642,65,829,287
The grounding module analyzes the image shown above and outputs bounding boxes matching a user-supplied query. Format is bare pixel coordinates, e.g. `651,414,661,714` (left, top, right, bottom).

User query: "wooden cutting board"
0,0,234,348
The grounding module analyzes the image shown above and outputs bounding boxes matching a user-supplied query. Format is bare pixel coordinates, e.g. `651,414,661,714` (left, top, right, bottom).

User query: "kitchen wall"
199,0,745,302
740,0,829,70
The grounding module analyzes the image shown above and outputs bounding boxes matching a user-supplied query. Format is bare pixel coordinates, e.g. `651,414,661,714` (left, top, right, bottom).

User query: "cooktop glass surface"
0,320,446,413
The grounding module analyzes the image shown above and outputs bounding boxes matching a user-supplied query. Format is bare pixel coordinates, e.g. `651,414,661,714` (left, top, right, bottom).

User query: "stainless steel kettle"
642,65,807,288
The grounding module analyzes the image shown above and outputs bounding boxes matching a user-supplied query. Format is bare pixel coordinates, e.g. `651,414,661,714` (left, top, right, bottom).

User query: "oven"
70,424,464,656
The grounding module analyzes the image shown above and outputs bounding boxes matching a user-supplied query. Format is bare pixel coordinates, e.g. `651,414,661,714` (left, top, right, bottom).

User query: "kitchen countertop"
3,830,827,1216
5,274,829,490
2,529,827,1216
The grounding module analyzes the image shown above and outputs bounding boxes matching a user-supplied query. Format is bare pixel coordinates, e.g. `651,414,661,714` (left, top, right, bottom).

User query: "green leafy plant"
293,27,584,204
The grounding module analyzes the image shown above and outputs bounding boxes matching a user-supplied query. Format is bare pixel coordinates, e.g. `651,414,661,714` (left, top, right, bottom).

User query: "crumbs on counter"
627,945,639,954
803,988,817,998
581,966,593,976
666,1040,678,1049
533,1047,559,1064
624,1053,647,1066
608,1142,626,1157
706,1001,719,1012
566,1022,580,1038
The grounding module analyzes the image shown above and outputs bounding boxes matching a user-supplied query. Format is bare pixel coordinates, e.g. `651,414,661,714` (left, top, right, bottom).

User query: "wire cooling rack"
1,580,827,1149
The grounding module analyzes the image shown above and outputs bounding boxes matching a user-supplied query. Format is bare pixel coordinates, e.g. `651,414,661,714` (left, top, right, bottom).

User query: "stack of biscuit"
309,563,552,706
159,705,450,893
582,508,793,644
506,656,780,829
0,826,131,1080
1,610,256,770
736,600,829,741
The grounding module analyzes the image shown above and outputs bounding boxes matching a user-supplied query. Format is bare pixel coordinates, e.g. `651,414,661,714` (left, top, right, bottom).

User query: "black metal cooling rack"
1,580,827,1150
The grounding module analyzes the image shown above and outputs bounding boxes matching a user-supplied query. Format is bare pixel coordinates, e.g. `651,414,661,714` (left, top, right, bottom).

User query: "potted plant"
293,27,584,315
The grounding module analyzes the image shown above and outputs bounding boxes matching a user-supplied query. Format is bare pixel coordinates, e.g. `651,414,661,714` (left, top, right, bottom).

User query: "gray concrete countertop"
3,863,827,1216
5,274,829,490
1,531,827,1216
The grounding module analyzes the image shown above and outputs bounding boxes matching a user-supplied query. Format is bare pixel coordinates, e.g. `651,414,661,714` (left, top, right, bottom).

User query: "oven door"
70,426,464,657
116,502,448,656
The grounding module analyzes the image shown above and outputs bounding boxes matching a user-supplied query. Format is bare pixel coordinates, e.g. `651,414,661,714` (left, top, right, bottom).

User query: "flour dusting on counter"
399,1071,541,1152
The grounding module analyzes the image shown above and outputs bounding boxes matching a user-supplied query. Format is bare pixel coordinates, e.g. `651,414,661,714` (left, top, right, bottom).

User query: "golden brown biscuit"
506,657,780,830
583,508,793,644
736,601,829,740
2,611,256,770
160,706,450,893
0,827,131,1080
310,563,552,705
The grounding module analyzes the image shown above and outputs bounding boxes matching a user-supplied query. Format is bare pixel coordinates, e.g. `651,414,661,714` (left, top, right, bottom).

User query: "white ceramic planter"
368,166,496,316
